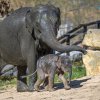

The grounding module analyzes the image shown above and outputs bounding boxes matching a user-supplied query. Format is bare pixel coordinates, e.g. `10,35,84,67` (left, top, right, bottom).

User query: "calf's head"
55,56,71,73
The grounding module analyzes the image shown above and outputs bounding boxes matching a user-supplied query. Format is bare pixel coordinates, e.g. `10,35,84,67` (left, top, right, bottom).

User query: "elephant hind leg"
34,78,44,92
34,69,45,92
34,77,45,92
17,66,28,92
43,76,49,91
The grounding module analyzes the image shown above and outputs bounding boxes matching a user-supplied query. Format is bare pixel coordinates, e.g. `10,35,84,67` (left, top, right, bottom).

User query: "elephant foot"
28,87,34,92
34,84,40,92
44,85,49,91
28,82,34,92
28,76,36,92
17,81,28,92
64,85,71,90
48,88,55,92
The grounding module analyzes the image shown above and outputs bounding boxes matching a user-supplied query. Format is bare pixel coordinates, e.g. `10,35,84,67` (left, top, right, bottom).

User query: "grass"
0,65,86,90
71,66,86,79
0,77,16,90
54,65,86,82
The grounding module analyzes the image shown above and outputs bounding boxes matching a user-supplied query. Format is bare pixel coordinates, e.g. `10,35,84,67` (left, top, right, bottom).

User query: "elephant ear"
25,9,41,40
25,9,34,34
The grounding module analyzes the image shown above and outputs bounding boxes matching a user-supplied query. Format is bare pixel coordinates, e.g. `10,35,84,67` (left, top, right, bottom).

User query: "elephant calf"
34,54,72,92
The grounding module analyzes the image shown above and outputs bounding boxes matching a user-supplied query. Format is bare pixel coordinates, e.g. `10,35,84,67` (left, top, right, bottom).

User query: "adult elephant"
0,4,86,92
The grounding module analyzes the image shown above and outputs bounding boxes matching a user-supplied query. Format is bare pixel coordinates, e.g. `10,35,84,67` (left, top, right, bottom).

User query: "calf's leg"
48,73,55,92
58,74,70,90
34,69,45,92
43,76,49,90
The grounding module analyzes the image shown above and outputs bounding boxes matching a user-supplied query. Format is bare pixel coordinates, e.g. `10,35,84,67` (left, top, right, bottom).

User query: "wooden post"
83,25,87,39
66,35,70,45
97,22,100,29
83,25,87,33
66,34,70,56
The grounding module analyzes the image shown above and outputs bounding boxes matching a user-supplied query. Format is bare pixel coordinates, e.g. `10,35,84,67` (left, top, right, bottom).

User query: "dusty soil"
0,74,100,100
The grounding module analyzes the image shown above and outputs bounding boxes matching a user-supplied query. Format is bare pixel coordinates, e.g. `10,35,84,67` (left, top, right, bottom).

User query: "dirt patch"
0,75,100,100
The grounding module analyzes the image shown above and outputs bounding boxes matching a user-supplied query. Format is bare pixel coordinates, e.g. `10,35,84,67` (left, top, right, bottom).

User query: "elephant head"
55,56,70,73
25,4,86,53
52,55,70,73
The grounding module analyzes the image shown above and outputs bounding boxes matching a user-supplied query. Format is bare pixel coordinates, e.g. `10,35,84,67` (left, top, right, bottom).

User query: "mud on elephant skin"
0,4,86,92
34,54,72,92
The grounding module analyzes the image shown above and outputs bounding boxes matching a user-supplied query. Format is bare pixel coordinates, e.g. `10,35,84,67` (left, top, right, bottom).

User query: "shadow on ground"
54,78,91,90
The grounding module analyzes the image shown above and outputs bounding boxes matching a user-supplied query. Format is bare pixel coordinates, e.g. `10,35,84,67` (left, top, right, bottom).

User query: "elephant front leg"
27,49,37,92
28,64,37,91
58,74,71,90
68,66,72,84
17,66,28,92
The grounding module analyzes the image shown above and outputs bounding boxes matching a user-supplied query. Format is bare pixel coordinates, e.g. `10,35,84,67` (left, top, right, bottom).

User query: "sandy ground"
0,75,100,100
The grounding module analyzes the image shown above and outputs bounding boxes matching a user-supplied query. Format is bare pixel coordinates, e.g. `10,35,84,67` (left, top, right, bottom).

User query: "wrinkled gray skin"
0,4,86,92
34,54,72,92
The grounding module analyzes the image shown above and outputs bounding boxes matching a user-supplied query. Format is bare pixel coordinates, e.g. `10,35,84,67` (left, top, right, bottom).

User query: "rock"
70,51,83,62
0,64,17,77
83,50,100,75
82,29,100,49
1,64,14,73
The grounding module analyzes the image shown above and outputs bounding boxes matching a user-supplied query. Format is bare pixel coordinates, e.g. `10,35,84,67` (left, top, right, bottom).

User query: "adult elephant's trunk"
41,31,86,53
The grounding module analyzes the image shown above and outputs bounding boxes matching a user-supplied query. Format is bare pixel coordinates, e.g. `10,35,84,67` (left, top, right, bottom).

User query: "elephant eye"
48,14,57,23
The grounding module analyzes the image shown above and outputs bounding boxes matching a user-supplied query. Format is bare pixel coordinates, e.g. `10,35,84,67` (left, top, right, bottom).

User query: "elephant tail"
21,70,37,79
